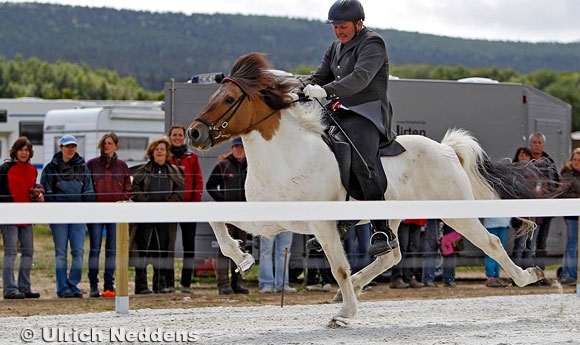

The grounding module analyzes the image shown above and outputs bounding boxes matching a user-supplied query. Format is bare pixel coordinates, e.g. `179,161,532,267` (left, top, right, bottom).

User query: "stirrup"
368,232,399,257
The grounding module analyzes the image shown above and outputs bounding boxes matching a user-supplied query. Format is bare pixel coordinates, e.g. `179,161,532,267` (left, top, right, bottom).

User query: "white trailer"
43,103,164,167
0,98,93,170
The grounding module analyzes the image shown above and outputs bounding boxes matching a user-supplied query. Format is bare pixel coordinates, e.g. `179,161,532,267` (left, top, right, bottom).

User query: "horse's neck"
243,111,338,184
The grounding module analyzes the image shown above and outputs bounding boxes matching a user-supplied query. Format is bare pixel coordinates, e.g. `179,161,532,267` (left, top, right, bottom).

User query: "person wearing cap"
206,137,250,295
303,0,398,257
40,134,95,298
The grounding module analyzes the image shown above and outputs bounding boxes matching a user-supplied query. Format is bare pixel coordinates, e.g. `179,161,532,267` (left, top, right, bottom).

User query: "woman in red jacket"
168,125,203,293
0,137,43,299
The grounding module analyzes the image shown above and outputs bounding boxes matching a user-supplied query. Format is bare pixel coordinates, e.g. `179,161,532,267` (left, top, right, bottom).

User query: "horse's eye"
225,96,235,104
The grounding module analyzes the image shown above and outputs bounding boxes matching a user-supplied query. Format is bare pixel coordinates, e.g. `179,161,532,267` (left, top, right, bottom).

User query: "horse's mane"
229,52,325,135
229,52,301,110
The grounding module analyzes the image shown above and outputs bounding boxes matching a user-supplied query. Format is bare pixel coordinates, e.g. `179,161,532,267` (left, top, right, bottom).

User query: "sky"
5,0,580,43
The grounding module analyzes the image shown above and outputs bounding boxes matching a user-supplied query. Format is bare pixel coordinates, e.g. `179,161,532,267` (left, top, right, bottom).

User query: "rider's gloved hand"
303,84,327,100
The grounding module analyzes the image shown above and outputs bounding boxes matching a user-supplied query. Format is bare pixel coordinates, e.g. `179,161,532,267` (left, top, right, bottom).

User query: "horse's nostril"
188,128,200,140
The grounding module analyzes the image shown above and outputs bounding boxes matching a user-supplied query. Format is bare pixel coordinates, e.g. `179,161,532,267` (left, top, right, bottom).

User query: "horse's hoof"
235,255,256,277
327,317,349,329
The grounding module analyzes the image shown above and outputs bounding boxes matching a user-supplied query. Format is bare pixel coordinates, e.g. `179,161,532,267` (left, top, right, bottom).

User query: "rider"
303,0,398,257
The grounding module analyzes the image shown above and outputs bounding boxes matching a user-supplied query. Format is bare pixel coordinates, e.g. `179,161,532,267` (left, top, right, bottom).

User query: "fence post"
115,222,130,313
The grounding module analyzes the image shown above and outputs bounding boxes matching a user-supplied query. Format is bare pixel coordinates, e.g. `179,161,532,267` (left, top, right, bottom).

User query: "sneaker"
181,287,192,293
409,278,425,288
73,292,83,298
160,287,175,294
423,281,437,288
23,291,41,298
135,288,152,295
232,285,249,294
389,278,410,289
219,286,234,295
306,283,332,292
59,292,75,298
89,286,100,298
560,278,577,285
276,286,297,293
101,289,116,298
486,278,507,288
260,286,274,293
444,281,457,287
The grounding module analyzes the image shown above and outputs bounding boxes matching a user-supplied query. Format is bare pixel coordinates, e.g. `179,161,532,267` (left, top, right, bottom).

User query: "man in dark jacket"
303,0,397,257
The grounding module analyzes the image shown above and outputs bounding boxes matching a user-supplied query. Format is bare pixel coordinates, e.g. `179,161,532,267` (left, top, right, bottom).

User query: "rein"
195,76,301,146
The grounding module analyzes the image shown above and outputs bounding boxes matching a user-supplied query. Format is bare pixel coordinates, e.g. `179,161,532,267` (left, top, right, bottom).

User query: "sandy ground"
2,292,579,345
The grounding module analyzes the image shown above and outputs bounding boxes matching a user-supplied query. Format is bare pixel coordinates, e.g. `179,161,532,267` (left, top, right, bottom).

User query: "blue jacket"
41,152,95,202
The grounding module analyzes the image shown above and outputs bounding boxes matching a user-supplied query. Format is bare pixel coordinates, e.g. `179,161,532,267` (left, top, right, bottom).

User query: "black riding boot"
368,219,398,257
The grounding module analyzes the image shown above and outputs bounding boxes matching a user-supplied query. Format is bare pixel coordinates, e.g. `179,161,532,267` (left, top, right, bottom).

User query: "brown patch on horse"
338,266,349,281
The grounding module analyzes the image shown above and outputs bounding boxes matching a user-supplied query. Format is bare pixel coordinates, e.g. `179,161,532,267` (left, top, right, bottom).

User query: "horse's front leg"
315,223,357,328
209,222,255,277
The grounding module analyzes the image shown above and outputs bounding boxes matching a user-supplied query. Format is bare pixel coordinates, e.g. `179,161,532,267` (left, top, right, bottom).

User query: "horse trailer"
164,76,572,273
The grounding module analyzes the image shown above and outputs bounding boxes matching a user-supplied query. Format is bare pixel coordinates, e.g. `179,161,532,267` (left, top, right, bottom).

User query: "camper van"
43,103,164,167
0,98,95,169
164,76,573,274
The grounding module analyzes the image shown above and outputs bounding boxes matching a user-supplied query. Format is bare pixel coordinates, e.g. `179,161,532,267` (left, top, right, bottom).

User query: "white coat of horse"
187,52,544,327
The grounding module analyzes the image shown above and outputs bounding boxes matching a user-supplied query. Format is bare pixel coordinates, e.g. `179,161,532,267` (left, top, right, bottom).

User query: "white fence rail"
1,199,578,312
1,199,580,224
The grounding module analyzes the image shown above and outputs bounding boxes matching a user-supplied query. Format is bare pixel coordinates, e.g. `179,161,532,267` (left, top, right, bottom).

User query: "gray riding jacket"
310,26,395,141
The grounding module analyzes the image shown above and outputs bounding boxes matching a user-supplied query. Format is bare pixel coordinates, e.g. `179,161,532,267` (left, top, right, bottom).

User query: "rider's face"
332,20,360,44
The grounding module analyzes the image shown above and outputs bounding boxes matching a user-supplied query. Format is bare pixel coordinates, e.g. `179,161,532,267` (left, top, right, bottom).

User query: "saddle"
323,126,405,200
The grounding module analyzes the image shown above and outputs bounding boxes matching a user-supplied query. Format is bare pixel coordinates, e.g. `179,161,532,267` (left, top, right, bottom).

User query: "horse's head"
187,52,301,150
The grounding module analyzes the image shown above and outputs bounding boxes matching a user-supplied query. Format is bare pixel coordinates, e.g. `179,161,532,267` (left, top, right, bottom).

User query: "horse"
187,52,545,327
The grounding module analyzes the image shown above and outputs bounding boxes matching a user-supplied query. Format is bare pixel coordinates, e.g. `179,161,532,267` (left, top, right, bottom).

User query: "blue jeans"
422,219,439,284
87,223,116,289
561,219,578,281
484,227,507,278
1,225,34,295
343,223,371,273
258,232,293,291
50,223,86,296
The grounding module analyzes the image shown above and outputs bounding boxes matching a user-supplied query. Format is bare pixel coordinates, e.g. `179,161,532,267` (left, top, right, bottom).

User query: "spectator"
557,147,580,285
259,232,297,293
0,137,43,299
206,137,249,295
389,219,425,289
305,237,333,292
86,133,131,298
343,223,371,274
510,147,534,268
167,125,204,293
130,137,184,294
482,218,510,287
41,135,95,298
424,220,461,287
527,132,560,282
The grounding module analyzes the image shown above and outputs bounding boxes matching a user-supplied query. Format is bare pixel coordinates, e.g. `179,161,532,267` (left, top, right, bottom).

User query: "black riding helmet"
326,0,365,24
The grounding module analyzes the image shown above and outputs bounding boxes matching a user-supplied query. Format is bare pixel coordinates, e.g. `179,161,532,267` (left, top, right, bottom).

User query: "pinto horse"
187,52,544,327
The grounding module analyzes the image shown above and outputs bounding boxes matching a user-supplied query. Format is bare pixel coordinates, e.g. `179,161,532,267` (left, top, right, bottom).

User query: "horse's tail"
441,127,551,236
440,128,499,200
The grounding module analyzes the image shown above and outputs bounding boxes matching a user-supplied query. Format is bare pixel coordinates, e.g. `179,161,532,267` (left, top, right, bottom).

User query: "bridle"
194,76,286,147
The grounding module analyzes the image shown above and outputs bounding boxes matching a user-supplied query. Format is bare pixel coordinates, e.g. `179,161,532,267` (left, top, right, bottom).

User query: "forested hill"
1,2,579,91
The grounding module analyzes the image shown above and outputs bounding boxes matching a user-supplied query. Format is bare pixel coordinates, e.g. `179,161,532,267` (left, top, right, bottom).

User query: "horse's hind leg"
443,218,544,286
